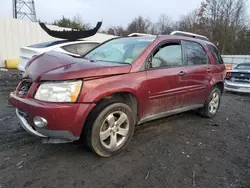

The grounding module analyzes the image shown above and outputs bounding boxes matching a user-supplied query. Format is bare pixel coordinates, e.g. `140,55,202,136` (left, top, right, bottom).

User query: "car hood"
25,51,132,81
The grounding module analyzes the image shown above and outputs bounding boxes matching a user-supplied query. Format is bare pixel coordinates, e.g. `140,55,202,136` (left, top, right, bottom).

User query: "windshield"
236,64,250,70
84,37,155,64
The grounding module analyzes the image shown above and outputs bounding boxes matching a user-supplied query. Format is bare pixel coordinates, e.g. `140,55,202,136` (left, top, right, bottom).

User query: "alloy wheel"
100,111,129,150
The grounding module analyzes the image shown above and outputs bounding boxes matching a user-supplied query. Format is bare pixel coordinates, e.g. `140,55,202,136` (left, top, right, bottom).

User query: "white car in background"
18,40,100,72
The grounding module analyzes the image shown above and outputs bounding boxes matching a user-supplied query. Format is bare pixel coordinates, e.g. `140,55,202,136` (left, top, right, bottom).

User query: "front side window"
150,43,183,68
84,37,155,64
183,41,208,65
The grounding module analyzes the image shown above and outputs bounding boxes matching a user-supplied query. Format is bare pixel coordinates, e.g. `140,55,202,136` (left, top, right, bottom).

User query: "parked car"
9,32,225,157
224,63,250,93
18,40,100,72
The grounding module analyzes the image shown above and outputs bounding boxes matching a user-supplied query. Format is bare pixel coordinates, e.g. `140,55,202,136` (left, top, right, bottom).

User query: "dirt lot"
0,70,249,188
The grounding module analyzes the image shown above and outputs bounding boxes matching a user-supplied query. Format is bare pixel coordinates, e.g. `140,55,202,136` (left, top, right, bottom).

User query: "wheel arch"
94,91,139,120
213,81,224,93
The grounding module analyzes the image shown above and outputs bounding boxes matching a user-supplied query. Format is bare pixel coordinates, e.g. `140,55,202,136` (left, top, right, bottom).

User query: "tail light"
226,72,232,78
24,53,44,70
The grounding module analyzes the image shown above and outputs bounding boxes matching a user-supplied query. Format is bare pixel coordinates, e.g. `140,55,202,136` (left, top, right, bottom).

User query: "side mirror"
148,54,152,63
146,54,153,69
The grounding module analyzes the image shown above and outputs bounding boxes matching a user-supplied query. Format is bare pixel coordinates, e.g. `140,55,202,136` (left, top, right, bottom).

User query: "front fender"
78,72,147,103
77,72,148,119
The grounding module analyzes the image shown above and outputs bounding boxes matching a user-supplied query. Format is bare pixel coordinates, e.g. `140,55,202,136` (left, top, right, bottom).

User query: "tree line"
54,0,250,55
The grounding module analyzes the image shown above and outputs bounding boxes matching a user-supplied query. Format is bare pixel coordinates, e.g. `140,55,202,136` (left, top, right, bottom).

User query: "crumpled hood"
25,51,131,81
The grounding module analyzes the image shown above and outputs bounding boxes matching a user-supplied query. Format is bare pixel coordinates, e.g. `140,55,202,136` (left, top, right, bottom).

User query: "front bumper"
9,92,95,141
16,108,47,137
224,80,250,93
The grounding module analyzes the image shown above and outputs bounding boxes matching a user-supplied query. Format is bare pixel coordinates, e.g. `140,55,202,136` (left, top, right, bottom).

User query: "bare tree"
105,26,127,36
177,10,199,33
100,0,250,54
198,0,248,54
126,16,152,34
155,14,174,34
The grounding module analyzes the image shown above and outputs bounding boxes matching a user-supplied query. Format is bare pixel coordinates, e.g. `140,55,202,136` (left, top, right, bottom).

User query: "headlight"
34,80,82,102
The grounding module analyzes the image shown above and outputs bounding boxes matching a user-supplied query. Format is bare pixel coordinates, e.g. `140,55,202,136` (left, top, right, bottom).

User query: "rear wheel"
84,101,136,157
198,87,221,118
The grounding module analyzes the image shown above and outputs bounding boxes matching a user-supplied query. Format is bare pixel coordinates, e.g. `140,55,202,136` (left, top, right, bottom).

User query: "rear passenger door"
182,40,212,106
144,41,187,117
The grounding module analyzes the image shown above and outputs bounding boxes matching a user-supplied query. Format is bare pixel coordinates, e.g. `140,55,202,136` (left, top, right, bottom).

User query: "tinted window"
75,43,99,56
207,45,224,64
28,40,68,48
62,44,78,54
183,41,208,65
84,37,155,64
235,64,250,70
151,43,183,68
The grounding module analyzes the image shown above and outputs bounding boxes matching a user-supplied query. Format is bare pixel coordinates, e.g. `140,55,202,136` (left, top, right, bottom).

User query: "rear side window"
62,44,78,54
183,41,208,65
75,43,99,56
207,45,224,64
28,40,68,48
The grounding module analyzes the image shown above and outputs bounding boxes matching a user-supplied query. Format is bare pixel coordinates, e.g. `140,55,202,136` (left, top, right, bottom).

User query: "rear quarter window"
75,43,99,56
207,45,224,64
61,44,78,54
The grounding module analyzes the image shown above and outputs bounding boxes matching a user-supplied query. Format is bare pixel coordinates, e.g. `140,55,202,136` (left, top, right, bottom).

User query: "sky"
1,0,203,28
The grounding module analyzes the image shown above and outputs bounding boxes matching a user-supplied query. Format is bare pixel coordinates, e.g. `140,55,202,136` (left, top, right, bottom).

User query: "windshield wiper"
94,59,131,65
82,57,97,62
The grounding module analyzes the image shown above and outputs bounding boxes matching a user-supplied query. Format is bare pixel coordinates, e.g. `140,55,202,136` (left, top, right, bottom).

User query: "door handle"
178,71,187,76
207,68,211,73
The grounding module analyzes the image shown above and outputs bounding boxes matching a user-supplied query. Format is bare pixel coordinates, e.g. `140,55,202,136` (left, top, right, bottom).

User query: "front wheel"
198,87,221,118
84,102,136,157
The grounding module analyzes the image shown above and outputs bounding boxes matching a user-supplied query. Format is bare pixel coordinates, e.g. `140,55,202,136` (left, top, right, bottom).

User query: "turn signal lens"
225,64,232,70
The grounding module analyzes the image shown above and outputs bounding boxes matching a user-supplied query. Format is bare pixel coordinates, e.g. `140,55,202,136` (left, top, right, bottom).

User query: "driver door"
143,41,187,117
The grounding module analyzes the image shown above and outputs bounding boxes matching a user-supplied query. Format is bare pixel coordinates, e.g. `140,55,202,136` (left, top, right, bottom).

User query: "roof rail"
128,33,155,37
170,31,209,41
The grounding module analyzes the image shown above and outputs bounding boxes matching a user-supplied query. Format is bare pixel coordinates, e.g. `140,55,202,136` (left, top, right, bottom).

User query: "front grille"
226,85,240,89
232,72,250,79
17,79,33,97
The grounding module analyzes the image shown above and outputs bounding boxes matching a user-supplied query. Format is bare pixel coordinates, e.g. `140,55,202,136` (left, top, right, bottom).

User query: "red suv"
9,33,225,157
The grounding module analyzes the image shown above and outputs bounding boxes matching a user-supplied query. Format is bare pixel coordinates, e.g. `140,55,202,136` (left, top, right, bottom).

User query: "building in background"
0,17,117,67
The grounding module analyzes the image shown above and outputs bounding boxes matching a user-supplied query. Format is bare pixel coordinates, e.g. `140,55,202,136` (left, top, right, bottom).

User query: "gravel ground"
0,70,249,188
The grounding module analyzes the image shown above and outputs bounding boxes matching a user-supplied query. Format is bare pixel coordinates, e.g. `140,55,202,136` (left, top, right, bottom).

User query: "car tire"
198,87,222,118
83,101,136,157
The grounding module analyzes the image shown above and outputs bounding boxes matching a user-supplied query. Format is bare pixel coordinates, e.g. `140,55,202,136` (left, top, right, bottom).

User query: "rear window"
28,40,70,48
235,64,250,70
207,45,224,64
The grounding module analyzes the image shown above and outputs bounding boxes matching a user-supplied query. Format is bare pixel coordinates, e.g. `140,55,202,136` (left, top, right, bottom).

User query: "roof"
170,31,209,41
126,34,215,46
158,35,215,45
236,62,250,65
